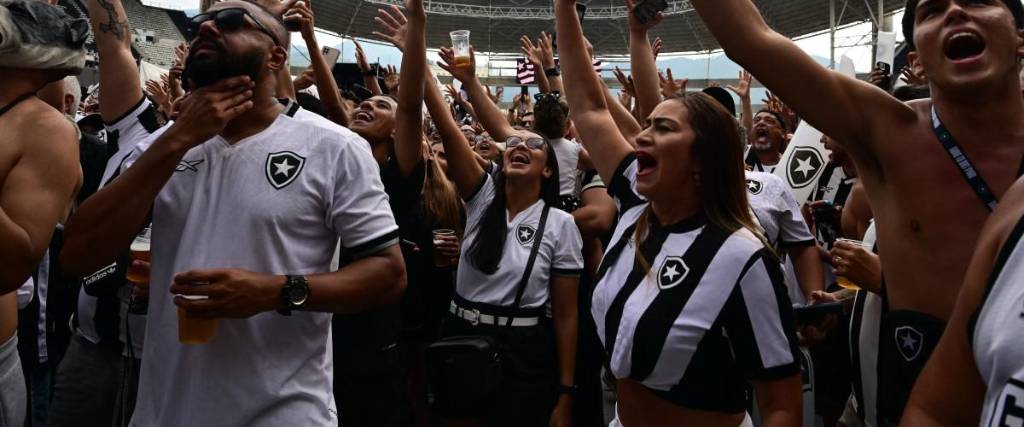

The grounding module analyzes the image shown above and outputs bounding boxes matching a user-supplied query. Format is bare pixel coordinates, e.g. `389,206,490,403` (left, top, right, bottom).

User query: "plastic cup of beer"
126,227,151,284
834,238,869,291
449,30,471,68
432,229,456,268
177,295,217,344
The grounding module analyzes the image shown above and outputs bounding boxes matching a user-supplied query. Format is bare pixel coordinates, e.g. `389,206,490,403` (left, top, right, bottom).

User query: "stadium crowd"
2,0,1024,426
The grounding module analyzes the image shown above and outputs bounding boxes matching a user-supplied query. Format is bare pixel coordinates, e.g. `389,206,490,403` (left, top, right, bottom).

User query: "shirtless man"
690,0,1024,424
0,1,85,425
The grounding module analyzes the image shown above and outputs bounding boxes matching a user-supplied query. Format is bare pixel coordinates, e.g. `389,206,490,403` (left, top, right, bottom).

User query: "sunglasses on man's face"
187,8,281,47
505,136,546,150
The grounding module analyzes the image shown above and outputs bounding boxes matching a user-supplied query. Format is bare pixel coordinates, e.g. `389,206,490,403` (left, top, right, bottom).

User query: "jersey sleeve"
551,214,584,277
104,97,163,150
327,135,400,258
722,249,801,380
607,153,646,214
463,173,497,222
775,182,816,247
581,170,606,193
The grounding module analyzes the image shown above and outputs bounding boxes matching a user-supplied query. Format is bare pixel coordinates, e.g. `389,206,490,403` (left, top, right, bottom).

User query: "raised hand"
444,84,463,102
900,65,927,86
658,68,687,98
626,0,663,33
613,66,636,97
537,31,556,68
521,35,545,67
283,0,315,39
145,79,171,113
868,66,892,90
373,4,409,51
170,42,188,79
353,38,372,72
384,64,400,94
494,86,504,103
652,37,663,59
726,69,752,99
438,45,477,84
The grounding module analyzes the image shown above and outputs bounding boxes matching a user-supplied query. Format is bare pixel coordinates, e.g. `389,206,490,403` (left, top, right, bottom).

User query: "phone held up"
632,0,668,25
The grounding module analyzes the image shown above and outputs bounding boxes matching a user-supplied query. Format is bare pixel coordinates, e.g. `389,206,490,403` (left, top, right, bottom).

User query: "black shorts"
876,310,946,426
435,315,559,426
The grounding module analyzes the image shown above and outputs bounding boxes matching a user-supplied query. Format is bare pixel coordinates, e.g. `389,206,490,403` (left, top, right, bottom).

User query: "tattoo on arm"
96,0,130,40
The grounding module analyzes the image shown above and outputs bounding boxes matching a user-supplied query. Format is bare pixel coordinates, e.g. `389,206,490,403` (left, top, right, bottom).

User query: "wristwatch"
556,384,578,396
278,275,310,316
544,67,561,77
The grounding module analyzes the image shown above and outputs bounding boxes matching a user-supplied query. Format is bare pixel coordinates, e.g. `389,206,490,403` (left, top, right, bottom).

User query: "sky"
143,0,903,75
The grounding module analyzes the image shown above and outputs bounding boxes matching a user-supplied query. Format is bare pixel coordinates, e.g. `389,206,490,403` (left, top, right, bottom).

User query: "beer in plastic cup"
177,295,217,344
432,229,456,268
126,228,151,283
834,238,869,291
449,30,471,68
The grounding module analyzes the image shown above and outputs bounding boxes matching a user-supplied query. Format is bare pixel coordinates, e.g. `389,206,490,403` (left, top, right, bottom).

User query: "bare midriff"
615,379,746,427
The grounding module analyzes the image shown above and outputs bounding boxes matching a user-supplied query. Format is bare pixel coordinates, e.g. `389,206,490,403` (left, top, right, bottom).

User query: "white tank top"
972,215,1024,427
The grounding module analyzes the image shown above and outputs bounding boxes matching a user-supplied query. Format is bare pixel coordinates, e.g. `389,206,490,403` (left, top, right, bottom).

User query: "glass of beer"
433,229,456,268
126,227,151,314
177,295,217,344
449,30,471,68
834,238,869,291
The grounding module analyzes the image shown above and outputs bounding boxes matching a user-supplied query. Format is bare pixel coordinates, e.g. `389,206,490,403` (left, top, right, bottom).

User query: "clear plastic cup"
834,238,870,291
432,229,456,267
177,295,217,344
449,30,471,68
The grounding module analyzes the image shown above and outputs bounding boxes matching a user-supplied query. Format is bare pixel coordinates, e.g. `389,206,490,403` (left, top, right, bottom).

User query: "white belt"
449,302,539,327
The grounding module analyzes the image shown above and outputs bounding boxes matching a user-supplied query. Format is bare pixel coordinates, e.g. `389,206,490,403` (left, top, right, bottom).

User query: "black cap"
701,86,737,117
902,0,1024,51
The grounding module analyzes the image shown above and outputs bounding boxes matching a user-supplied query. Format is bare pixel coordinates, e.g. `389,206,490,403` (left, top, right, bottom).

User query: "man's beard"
183,43,265,89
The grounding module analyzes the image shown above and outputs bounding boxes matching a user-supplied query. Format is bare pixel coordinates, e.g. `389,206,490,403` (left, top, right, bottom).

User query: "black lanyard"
0,93,34,118
931,106,999,211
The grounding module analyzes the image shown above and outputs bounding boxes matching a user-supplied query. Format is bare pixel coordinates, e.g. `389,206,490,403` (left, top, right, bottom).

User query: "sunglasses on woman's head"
187,8,281,47
505,136,546,150
533,91,561,102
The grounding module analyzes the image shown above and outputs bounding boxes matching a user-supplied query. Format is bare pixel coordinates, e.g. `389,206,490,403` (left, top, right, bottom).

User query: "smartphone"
322,46,341,65
811,201,840,246
633,0,669,25
875,61,891,75
794,302,843,326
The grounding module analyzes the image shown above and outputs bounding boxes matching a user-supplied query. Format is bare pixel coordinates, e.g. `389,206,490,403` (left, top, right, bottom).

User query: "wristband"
556,384,578,396
544,67,561,77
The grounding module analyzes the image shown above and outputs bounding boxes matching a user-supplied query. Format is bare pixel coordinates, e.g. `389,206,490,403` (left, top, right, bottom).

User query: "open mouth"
944,30,986,62
636,151,658,176
352,111,374,124
509,150,531,165
478,141,491,151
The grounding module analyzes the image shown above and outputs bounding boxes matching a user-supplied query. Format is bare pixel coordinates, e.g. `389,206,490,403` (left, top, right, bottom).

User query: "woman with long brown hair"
555,1,802,426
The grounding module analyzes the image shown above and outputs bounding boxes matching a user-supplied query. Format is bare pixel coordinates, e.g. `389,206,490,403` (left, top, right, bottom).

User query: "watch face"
288,281,309,306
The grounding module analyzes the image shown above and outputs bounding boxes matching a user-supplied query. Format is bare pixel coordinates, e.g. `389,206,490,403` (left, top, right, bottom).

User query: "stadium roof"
312,0,905,56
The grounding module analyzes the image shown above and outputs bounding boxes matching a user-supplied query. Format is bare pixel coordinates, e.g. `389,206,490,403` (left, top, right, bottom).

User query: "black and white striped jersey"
970,213,1024,427
592,154,801,412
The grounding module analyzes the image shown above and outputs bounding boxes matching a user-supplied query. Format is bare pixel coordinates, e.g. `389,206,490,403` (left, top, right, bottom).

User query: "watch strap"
544,67,561,77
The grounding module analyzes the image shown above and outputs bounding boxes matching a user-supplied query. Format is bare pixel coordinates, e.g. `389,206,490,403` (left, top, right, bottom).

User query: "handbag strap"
506,204,551,326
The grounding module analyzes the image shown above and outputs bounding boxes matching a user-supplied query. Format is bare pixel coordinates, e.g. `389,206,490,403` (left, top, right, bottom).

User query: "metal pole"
830,0,836,69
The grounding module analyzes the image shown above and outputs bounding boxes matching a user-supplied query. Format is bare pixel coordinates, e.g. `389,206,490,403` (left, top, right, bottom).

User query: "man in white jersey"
61,2,406,425
744,110,788,173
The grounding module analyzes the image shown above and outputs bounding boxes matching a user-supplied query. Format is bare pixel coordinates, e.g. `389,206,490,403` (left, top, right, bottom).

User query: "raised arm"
286,0,349,126
603,80,642,142
555,0,633,184
626,0,663,122
86,0,143,121
727,70,754,134
439,47,516,142
537,32,563,94
353,40,384,96
375,1,425,177
689,0,911,153
444,84,477,121
430,61,486,197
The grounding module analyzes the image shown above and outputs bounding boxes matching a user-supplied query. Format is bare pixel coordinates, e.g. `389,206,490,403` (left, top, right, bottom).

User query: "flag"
516,58,605,86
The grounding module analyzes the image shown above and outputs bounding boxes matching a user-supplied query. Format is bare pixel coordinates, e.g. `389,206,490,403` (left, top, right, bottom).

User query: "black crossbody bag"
425,205,551,413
